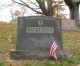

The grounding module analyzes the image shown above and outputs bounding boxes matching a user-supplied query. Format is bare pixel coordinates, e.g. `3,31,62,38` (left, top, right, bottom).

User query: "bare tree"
0,1,14,9
10,5,26,19
64,0,80,25
12,0,63,16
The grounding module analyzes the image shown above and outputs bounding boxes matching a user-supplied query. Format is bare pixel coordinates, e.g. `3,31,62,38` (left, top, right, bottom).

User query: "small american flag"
49,36,58,60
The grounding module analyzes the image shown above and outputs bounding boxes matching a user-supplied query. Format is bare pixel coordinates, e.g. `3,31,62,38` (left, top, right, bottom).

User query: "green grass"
62,30,80,61
0,22,80,66
62,30,80,53
0,22,16,53
0,62,4,66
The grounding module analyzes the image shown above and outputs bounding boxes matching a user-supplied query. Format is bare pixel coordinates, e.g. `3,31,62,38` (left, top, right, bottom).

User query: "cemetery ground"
0,22,80,66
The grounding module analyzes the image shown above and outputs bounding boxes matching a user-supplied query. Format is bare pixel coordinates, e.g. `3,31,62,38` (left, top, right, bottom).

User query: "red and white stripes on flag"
49,42,58,60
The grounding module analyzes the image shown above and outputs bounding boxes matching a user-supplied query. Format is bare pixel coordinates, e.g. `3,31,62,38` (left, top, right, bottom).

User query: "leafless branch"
10,8,14,19
12,0,42,14
53,1,64,7
36,0,47,15
29,0,39,7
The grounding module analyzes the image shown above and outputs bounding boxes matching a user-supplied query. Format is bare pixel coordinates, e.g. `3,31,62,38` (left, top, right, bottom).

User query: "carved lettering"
26,27,54,33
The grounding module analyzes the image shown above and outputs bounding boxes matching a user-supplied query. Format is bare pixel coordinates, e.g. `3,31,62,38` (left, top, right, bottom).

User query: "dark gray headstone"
10,16,63,60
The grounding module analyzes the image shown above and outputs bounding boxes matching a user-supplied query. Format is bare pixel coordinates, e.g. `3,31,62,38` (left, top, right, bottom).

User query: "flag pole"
49,35,64,60
57,45,64,59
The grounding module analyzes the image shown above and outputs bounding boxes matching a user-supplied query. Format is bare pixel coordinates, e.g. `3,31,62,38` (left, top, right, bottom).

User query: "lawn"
0,22,80,66
0,22,16,53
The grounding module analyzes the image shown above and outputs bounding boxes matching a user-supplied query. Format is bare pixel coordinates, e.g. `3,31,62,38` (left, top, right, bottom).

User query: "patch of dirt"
0,52,27,66
77,65,80,66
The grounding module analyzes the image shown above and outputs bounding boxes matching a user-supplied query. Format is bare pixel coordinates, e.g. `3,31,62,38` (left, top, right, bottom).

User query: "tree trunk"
69,3,79,25
64,0,80,26
69,6,75,20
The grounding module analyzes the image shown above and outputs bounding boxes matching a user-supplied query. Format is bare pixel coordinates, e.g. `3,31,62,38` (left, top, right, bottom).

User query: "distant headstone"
10,16,64,60
62,19,77,30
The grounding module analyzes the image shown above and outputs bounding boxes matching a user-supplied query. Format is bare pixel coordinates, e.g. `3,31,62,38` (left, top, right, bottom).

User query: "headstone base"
10,50,69,60
10,50,49,60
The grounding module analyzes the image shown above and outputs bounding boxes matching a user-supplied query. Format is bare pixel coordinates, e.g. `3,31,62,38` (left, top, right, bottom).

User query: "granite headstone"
62,19,77,30
10,16,63,60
